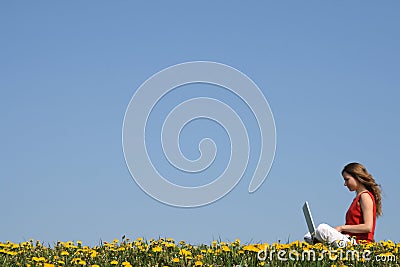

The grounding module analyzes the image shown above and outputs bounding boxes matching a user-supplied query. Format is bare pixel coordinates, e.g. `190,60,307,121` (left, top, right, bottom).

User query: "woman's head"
341,162,382,217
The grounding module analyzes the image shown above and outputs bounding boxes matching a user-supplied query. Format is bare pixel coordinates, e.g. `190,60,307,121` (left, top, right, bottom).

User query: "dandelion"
152,246,162,252
90,250,97,258
179,248,192,257
0,238,399,267
221,245,230,252
61,251,69,256
122,261,133,267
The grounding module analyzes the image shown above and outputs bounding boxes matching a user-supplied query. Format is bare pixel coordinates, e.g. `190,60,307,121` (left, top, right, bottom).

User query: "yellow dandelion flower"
179,248,192,257
71,258,83,264
90,250,97,258
110,260,118,265
195,261,203,266
243,245,258,252
152,246,162,252
172,257,180,263
221,245,230,252
165,242,175,248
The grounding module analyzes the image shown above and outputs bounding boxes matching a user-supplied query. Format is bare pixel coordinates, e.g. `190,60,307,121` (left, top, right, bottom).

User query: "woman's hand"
335,225,344,232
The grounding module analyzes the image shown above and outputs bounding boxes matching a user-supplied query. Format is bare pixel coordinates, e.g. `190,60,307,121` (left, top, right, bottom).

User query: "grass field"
1,237,399,267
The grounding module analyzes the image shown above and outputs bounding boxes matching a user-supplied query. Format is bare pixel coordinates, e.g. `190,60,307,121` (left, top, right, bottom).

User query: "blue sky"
1,1,399,246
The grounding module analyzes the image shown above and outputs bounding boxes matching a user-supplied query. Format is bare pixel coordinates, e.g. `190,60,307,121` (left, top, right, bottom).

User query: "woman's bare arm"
335,193,374,233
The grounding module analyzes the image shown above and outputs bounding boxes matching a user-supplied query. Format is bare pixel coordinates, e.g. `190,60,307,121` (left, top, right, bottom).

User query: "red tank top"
343,191,376,242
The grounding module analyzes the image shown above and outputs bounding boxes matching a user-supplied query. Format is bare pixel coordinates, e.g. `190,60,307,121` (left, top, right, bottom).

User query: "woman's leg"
315,223,354,246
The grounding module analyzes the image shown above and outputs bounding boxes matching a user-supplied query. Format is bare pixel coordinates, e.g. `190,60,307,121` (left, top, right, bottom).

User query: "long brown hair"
342,162,382,217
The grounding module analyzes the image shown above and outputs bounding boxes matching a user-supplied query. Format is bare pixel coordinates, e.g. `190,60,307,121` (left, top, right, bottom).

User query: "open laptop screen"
303,201,316,236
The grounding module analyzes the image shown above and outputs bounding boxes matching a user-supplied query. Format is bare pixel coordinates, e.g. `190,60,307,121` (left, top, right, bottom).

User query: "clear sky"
1,1,399,246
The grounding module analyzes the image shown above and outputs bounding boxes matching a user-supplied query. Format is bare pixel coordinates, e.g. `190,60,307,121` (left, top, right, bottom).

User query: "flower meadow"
0,237,399,267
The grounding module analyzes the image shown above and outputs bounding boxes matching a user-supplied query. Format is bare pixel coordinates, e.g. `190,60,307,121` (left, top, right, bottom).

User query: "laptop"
302,201,316,237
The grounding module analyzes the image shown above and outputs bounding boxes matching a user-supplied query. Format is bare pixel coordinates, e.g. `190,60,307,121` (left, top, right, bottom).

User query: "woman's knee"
317,223,330,231
316,223,331,239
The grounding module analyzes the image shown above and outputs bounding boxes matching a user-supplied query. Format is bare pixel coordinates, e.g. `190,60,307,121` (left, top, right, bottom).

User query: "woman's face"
342,171,359,191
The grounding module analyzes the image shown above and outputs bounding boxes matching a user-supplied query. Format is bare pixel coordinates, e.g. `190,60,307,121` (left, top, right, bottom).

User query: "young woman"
305,162,382,245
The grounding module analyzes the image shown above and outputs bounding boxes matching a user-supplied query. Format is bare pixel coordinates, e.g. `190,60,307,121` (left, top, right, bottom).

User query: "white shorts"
304,223,357,247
